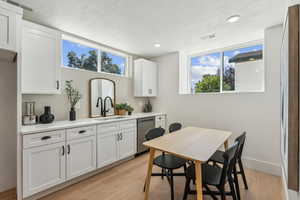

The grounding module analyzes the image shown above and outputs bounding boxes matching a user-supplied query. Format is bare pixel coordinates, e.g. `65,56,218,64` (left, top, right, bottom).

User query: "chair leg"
233,166,241,200
161,168,165,180
183,177,191,200
228,177,237,200
220,187,226,200
238,159,248,189
170,170,175,200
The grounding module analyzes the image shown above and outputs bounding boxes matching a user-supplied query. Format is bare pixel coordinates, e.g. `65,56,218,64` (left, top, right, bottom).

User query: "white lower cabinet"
97,132,118,168
66,136,96,180
23,142,65,198
155,115,166,129
23,120,138,198
97,120,137,168
118,128,136,160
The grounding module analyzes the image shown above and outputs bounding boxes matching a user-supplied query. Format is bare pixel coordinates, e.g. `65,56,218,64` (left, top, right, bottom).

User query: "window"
62,37,130,76
101,51,126,75
62,40,98,72
223,45,263,92
190,53,221,93
188,43,264,94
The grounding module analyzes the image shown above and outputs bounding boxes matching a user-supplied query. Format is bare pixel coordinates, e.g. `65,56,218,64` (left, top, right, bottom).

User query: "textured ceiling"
14,0,285,57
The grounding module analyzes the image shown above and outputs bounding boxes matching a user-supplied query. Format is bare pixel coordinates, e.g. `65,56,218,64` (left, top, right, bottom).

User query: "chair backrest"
169,122,182,133
219,142,239,186
145,127,165,141
234,132,246,160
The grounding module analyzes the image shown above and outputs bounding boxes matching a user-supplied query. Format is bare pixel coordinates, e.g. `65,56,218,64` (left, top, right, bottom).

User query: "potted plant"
115,103,128,115
126,105,134,115
65,80,82,121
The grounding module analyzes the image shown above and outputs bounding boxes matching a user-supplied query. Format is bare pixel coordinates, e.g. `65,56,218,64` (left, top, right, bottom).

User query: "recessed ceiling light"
154,43,161,48
226,15,240,23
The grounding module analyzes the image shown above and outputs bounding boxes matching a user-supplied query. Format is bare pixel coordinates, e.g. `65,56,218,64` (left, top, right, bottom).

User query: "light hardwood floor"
0,153,283,200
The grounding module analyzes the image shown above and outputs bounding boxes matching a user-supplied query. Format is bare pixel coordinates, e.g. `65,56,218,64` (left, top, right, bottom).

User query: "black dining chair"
209,132,247,200
183,142,239,200
169,122,182,133
143,127,187,200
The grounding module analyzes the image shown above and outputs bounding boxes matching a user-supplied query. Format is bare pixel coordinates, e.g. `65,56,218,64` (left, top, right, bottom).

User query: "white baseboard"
281,167,289,200
242,157,282,176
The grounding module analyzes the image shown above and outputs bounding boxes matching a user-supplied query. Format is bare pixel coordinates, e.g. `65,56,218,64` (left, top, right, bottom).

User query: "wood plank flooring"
0,153,283,200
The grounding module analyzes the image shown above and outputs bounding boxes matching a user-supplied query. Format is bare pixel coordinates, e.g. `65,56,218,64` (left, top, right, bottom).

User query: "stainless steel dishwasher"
137,117,155,154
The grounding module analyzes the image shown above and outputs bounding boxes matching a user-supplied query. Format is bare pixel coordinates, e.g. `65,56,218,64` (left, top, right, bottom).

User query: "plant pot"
117,109,126,116
69,107,76,121
128,111,132,115
39,106,55,124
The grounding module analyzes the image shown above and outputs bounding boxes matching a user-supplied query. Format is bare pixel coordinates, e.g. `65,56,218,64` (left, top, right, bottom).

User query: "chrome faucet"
103,96,114,117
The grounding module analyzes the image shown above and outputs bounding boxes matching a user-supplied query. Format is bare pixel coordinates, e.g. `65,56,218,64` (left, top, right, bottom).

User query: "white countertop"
21,112,165,135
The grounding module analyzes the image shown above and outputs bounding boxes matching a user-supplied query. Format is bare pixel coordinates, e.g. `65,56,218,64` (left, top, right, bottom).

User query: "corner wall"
151,24,283,176
0,61,17,192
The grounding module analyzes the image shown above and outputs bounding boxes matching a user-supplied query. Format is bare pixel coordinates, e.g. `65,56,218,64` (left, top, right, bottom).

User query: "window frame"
186,40,265,94
61,34,131,77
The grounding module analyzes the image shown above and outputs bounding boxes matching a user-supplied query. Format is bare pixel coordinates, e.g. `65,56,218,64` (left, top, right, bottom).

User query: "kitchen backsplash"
22,67,145,121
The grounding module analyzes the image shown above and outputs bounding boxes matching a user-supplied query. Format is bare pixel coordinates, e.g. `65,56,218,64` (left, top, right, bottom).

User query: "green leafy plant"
125,105,134,112
65,80,82,108
115,103,128,110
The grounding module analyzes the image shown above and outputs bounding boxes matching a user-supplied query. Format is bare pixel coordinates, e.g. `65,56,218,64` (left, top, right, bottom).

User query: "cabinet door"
142,60,157,96
0,6,16,51
97,133,118,168
21,21,61,94
66,136,96,180
23,142,65,198
118,128,136,160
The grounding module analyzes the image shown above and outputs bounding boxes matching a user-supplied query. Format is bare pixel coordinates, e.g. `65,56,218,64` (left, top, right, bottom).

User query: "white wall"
151,24,283,176
0,61,17,192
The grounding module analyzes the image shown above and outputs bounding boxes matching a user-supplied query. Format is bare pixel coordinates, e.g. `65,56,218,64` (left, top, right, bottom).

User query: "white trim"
282,167,290,200
242,156,282,176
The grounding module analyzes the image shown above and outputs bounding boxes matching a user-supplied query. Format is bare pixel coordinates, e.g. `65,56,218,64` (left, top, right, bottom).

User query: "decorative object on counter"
65,80,82,121
39,106,55,124
143,98,152,113
126,105,134,115
22,102,38,125
116,103,128,115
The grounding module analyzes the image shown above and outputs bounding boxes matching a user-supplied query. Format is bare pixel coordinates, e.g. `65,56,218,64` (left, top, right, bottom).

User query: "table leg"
195,160,203,200
224,139,229,150
144,148,156,200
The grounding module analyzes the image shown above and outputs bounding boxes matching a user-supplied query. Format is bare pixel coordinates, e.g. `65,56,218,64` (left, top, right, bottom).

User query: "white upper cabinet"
134,59,158,97
0,1,22,53
21,20,61,94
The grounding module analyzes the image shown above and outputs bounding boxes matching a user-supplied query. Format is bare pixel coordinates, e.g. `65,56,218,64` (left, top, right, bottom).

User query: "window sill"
184,90,265,95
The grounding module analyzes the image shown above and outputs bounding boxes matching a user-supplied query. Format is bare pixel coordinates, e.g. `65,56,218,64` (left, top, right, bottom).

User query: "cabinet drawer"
66,126,96,141
23,130,65,149
97,122,119,135
120,120,136,130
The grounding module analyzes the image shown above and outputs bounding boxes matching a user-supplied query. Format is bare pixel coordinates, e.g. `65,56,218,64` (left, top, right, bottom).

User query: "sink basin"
94,116,128,121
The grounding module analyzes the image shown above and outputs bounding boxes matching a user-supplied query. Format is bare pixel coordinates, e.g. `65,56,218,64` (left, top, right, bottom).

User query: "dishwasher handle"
138,117,155,123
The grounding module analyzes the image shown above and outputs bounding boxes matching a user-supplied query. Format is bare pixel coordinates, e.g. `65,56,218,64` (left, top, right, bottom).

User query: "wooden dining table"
143,127,232,200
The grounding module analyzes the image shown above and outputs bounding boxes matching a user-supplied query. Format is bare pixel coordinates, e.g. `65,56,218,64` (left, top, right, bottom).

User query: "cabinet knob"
62,146,65,156
79,130,86,134
67,144,70,154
